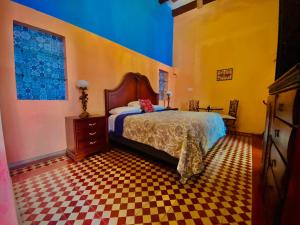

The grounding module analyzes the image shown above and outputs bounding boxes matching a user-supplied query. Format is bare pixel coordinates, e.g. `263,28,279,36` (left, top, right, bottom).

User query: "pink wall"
0,0,175,164
0,112,19,225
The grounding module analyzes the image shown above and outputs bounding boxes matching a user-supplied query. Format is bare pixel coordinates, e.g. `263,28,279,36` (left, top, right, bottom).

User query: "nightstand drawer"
77,137,105,149
75,118,105,131
76,130,104,141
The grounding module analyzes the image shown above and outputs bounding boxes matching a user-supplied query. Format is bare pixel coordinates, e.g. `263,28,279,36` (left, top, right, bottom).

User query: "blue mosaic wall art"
13,23,66,100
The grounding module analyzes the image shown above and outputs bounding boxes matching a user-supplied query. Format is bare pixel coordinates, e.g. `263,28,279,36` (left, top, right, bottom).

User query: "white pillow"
109,106,141,115
128,101,141,108
153,105,165,111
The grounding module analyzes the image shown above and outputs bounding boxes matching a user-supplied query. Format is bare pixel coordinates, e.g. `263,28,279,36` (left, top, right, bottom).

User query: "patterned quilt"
122,111,226,183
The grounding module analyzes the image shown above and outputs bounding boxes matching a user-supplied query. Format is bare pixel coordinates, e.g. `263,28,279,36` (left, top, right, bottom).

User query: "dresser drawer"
272,118,293,162
264,166,281,224
75,118,105,131
270,144,287,195
275,89,297,125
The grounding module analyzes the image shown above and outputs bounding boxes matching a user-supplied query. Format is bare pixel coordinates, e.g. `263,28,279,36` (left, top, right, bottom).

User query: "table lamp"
166,90,172,109
76,80,89,118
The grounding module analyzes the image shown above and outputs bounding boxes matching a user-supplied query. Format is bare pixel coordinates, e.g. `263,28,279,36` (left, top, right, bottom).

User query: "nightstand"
65,115,108,161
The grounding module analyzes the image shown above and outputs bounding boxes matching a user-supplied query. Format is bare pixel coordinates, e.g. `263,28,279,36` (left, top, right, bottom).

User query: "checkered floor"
11,135,252,225
10,155,69,177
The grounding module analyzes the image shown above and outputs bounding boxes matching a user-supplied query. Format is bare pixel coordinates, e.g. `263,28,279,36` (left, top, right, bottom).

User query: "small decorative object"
217,68,233,81
166,90,172,109
76,80,89,118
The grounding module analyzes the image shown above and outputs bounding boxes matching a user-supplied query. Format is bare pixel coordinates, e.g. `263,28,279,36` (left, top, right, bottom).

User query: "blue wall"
13,0,173,66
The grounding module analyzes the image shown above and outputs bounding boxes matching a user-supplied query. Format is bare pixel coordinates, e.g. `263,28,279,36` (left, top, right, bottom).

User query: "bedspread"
122,111,226,183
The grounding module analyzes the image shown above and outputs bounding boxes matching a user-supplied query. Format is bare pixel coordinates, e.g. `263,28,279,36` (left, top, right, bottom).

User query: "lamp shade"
76,80,89,88
166,90,172,97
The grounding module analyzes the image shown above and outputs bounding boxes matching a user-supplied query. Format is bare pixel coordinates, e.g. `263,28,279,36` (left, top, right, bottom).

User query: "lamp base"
79,111,89,118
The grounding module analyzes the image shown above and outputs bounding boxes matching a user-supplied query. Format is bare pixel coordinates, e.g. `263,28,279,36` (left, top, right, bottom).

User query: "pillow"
153,105,165,111
128,101,141,108
139,99,154,113
109,106,141,115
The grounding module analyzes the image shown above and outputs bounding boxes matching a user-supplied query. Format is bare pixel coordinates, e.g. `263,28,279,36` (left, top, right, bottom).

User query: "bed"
105,72,226,183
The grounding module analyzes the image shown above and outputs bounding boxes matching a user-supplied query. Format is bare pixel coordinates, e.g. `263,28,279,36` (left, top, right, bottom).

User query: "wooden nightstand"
65,115,108,161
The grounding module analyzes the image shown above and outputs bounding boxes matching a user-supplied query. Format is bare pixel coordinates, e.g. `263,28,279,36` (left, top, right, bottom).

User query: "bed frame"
105,72,178,166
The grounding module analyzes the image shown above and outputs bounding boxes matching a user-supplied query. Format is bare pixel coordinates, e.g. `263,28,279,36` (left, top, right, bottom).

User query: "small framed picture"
217,68,233,81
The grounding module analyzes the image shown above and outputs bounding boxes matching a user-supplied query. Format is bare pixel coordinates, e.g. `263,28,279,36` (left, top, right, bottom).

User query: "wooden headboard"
105,72,159,116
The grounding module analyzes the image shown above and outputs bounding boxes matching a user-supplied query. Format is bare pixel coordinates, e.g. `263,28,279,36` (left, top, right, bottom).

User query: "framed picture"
217,68,233,81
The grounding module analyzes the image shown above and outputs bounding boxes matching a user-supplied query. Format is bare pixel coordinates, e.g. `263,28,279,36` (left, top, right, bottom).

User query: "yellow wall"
173,0,279,134
0,0,174,163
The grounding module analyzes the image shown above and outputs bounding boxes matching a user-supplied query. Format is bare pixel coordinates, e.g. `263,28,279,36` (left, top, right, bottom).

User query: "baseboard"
234,131,264,138
8,149,66,170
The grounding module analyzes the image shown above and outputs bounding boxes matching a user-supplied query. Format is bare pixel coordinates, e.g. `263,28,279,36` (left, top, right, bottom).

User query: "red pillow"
139,99,154,113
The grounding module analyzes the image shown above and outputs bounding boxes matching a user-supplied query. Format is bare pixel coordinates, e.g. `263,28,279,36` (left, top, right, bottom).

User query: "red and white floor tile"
11,135,252,225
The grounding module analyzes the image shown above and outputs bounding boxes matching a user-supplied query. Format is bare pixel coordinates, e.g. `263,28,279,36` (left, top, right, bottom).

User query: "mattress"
108,114,118,132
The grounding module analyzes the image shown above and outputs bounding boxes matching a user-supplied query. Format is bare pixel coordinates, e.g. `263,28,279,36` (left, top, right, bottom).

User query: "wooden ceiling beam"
203,0,215,4
172,1,197,17
172,0,216,17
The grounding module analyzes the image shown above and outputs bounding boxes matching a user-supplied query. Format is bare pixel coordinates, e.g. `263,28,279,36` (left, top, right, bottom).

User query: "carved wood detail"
105,72,159,116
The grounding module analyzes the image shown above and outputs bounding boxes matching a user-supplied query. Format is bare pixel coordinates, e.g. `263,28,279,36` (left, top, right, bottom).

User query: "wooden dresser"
262,64,300,225
65,115,108,161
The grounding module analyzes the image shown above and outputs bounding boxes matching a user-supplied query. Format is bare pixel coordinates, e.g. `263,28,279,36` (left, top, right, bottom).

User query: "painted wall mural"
13,23,66,100
12,0,174,66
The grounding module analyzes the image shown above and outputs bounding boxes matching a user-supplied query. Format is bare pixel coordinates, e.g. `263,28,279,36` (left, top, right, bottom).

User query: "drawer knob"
274,129,280,138
89,141,97,145
89,132,97,136
88,123,96,127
